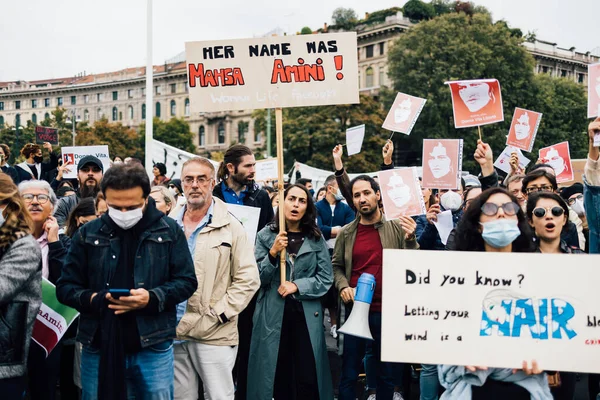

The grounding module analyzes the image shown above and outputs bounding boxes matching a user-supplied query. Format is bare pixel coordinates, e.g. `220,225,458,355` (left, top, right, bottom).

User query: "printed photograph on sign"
493,146,531,175
445,79,504,128
539,142,574,183
60,145,110,179
421,139,463,190
382,92,426,135
185,33,359,113
588,63,600,118
506,108,542,152
378,168,426,218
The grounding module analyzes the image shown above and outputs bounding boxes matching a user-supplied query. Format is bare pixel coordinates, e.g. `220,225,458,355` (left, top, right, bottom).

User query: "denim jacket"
584,175,600,254
56,202,198,348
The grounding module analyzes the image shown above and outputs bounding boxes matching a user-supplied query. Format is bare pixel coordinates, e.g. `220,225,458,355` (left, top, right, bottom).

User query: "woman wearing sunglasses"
440,188,551,399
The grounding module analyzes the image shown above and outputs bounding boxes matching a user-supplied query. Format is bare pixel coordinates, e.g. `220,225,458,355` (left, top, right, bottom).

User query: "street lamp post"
11,119,23,160
66,109,80,146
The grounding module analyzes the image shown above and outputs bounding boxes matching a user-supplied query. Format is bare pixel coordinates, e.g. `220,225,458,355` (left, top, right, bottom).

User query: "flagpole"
145,0,154,176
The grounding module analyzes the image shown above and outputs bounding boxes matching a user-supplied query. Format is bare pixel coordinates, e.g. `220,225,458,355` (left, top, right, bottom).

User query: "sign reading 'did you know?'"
381,250,600,373
185,33,359,113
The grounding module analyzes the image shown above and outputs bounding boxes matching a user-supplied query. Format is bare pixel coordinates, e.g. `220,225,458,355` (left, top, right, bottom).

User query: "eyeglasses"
22,193,50,204
533,206,565,218
525,185,553,194
481,202,520,217
567,194,583,206
182,176,212,185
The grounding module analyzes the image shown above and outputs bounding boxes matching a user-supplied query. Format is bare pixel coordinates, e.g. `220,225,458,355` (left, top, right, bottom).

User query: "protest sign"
378,168,426,218
381,250,600,373
226,203,260,244
346,124,365,156
493,146,531,175
588,62,600,118
255,158,278,182
561,159,586,184
539,142,574,183
421,139,463,190
506,108,542,152
382,92,426,135
35,126,59,145
445,79,504,129
185,33,359,113
61,145,110,179
32,278,79,356
152,140,218,180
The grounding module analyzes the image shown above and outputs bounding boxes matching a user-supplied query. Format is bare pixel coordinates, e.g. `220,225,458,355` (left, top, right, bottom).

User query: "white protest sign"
493,146,530,175
254,158,278,182
186,33,359,112
226,203,260,244
61,145,110,179
346,124,365,156
587,62,600,118
381,250,600,373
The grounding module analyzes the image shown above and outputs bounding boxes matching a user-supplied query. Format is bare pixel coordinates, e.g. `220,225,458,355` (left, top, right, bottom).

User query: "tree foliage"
331,7,358,29
300,26,313,35
403,0,435,22
138,117,196,156
386,12,587,172
252,95,389,173
77,118,141,160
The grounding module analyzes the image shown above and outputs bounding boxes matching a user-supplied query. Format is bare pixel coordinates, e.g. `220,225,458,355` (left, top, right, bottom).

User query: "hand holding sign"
43,142,53,152
332,144,344,171
589,117,600,148
382,140,394,165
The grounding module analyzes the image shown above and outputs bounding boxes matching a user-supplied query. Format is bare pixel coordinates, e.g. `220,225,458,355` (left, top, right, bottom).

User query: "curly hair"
21,143,41,159
270,184,321,240
0,173,33,252
453,187,534,252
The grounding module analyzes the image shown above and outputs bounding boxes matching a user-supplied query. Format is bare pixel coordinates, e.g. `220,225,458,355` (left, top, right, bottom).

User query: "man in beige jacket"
172,157,260,400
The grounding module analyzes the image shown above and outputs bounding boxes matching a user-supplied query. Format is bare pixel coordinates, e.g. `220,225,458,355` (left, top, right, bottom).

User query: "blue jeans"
81,340,174,400
339,310,398,400
420,364,439,400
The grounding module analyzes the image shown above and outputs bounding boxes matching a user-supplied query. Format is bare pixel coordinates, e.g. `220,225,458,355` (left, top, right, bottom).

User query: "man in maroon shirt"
332,175,418,400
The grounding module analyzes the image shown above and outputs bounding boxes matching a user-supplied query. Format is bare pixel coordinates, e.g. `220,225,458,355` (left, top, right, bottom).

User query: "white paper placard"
346,124,365,156
61,145,110,179
381,250,600,373
254,158,278,182
493,146,530,175
225,203,260,244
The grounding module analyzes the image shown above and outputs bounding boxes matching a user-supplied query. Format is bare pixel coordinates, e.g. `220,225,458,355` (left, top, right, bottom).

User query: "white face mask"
108,206,144,230
440,190,462,212
168,187,178,197
0,207,5,227
571,198,585,217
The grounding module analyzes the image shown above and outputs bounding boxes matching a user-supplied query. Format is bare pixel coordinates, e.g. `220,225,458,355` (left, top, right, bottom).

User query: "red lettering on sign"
188,64,245,88
270,58,325,84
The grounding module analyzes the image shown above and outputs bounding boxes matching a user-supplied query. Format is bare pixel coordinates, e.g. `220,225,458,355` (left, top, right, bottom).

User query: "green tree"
139,117,196,156
331,7,358,29
431,0,453,16
402,0,435,22
76,118,142,160
300,26,313,35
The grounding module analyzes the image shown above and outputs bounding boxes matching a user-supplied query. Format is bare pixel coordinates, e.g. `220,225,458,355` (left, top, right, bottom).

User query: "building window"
379,68,385,87
97,93,103,102
44,113,50,120
0,102,4,111
57,97,63,106
238,121,248,144
97,108,102,119
71,95,77,105
170,100,176,116
31,99,38,108
31,114,37,124
365,67,374,88
357,49,360,61
578,73,585,83
379,42,385,56
156,102,161,117
84,109,89,121
217,122,225,144
0,116,4,126
119,111,123,121
358,73,361,89
561,70,567,77
44,98,50,107
112,107,118,121
184,98,190,116
142,104,146,120
112,91,118,101
542,66,549,74
254,121,262,142
128,89,133,99
185,82,189,92
366,45,374,58
84,94,89,104
170,83,177,94
128,105,134,120
199,126,205,146
15,100,21,110
155,85,162,95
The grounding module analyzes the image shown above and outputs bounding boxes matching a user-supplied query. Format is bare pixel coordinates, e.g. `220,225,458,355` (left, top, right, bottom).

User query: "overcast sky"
1,0,597,82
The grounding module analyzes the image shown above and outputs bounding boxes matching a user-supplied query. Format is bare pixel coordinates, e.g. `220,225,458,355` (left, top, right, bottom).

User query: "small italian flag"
32,278,79,357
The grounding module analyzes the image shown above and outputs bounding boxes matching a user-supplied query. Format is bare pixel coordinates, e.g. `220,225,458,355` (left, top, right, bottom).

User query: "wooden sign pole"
275,108,286,283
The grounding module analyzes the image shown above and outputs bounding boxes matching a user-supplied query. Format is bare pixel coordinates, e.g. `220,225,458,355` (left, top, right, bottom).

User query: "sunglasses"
481,202,520,217
532,206,565,218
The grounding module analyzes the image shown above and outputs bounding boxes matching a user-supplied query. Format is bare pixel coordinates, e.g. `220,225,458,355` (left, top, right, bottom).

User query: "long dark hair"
270,184,321,240
217,144,253,182
454,187,534,252
65,197,96,238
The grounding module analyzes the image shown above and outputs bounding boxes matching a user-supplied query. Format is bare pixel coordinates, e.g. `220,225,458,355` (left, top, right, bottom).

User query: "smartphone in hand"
109,289,131,299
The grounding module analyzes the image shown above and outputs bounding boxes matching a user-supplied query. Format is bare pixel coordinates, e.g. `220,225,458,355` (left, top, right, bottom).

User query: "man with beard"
213,144,273,400
54,155,103,228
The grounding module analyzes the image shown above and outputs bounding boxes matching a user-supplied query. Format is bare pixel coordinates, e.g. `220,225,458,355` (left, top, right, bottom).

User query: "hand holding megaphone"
340,287,355,304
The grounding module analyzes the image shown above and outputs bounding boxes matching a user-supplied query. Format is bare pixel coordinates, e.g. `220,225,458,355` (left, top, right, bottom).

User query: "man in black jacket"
213,144,273,400
56,163,197,400
14,142,58,184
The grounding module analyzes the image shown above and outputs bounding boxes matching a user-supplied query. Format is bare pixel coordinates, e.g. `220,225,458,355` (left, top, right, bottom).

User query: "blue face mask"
480,219,521,249
309,189,315,197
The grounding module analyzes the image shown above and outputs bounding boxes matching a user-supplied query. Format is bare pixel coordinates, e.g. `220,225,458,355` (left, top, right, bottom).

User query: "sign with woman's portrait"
421,139,463,190
446,79,504,128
